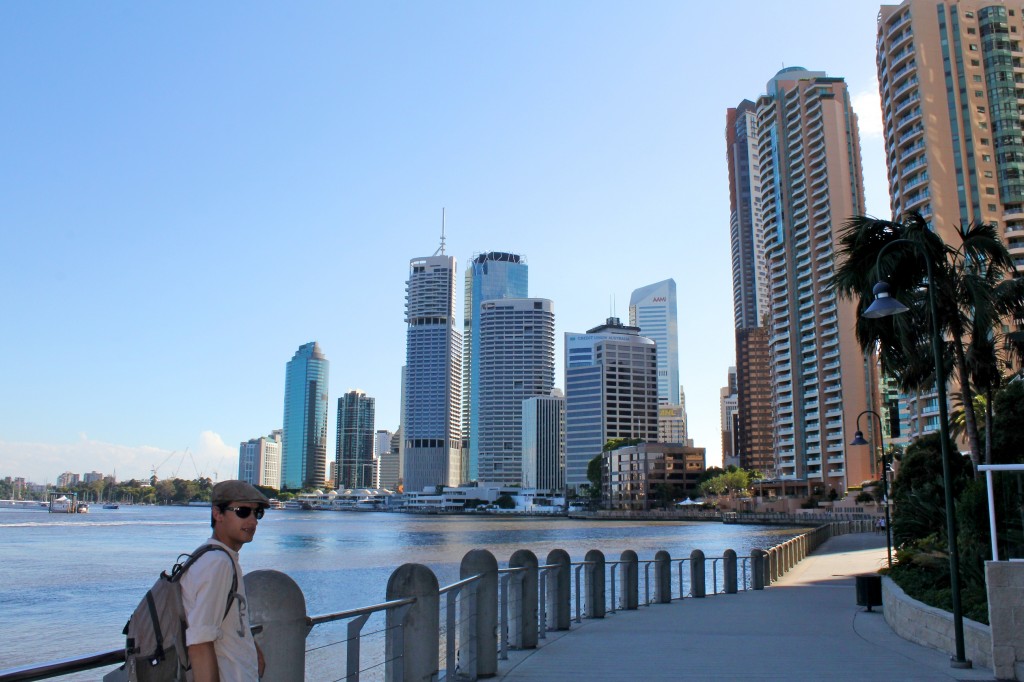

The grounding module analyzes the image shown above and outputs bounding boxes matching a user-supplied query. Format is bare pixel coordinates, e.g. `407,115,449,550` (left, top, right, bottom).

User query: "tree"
834,213,1024,469
889,433,973,547
495,494,515,509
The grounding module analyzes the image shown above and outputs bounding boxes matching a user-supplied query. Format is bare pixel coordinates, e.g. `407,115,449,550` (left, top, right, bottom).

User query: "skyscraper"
749,67,877,493
282,342,329,489
476,298,555,485
336,389,376,489
877,1,1024,439
375,429,398,490
463,252,529,481
727,100,776,477
628,279,680,405
238,430,282,489
564,318,658,488
522,392,566,490
403,248,462,491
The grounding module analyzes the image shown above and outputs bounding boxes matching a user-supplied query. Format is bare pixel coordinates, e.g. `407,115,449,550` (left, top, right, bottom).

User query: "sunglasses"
223,506,265,520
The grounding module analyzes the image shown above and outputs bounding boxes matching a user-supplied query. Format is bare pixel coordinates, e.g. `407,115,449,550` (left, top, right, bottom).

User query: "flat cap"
212,480,270,507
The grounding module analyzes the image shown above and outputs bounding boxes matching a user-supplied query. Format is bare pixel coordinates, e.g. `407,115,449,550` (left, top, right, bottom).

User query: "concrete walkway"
495,533,995,681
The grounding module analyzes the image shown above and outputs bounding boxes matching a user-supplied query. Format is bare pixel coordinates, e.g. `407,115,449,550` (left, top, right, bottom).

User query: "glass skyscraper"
628,279,680,405
404,251,462,491
281,342,329,490
463,252,528,481
336,389,375,489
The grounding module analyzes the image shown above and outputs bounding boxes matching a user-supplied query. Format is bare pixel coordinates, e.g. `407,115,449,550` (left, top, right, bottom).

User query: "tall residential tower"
751,67,878,493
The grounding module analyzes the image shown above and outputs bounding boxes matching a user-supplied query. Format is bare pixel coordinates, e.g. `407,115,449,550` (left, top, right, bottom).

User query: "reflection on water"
0,507,810,673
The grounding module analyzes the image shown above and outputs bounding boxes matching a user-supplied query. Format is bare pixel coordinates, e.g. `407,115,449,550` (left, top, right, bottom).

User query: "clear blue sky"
0,2,890,484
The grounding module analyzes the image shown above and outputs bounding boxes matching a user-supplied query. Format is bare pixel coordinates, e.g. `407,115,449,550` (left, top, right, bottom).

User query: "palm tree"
833,212,1024,469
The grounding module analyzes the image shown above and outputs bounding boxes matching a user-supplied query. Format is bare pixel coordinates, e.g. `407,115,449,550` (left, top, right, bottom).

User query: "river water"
0,505,810,676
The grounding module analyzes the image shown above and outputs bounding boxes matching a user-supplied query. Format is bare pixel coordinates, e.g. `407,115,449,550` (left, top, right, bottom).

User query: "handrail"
309,595,418,625
0,649,124,682
438,573,481,595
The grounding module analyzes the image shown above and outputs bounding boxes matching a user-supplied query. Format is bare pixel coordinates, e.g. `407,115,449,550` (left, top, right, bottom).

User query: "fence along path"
0,521,869,682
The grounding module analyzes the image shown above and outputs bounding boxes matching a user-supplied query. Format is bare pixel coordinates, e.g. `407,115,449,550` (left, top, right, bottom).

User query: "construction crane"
150,451,177,483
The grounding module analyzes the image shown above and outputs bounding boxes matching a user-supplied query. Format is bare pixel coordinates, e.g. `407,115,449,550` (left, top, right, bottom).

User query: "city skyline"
1,3,891,484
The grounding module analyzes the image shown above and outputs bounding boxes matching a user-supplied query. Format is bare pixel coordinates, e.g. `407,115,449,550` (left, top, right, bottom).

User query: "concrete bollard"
619,550,639,610
769,547,779,583
690,549,706,598
461,549,498,678
386,563,439,682
546,549,572,631
723,549,737,594
654,550,672,604
584,549,606,618
244,570,308,682
751,549,766,590
508,550,539,649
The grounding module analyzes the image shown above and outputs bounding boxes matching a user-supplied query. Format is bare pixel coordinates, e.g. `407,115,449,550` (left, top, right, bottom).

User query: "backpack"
104,544,237,682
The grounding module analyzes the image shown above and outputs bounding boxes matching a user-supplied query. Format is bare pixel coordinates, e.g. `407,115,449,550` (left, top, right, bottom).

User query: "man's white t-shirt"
180,538,259,682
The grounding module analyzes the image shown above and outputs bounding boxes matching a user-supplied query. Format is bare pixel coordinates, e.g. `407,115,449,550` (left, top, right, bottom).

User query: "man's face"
212,502,262,551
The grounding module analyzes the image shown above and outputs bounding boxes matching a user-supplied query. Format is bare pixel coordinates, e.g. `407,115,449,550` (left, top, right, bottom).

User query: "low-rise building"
607,443,706,511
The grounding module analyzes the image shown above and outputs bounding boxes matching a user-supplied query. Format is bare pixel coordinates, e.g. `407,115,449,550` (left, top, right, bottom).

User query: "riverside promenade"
494,533,995,681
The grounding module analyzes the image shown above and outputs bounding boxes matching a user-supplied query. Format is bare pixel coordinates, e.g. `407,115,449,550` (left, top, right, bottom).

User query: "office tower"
83,471,103,483
375,429,398,489
877,1,1024,438
657,404,687,444
336,390,376,489
628,279,680,405
522,391,566,490
727,100,776,476
720,368,739,468
238,431,282,489
463,252,529,481
404,249,462,491
57,472,80,488
564,318,658,488
476,298,555,485
282,342,329,490
752,67,877,492
735,327,774,475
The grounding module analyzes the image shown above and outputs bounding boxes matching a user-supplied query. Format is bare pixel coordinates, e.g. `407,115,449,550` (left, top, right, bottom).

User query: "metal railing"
0,521,873,681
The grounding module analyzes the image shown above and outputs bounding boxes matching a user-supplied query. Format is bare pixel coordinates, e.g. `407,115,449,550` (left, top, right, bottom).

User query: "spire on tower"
434,208,447,256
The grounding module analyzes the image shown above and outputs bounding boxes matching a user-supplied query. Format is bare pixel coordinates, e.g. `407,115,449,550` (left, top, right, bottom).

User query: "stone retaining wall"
881,576,991,670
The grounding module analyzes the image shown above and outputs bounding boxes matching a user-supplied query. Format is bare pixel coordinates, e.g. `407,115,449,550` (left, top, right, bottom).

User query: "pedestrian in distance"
182,480,269,681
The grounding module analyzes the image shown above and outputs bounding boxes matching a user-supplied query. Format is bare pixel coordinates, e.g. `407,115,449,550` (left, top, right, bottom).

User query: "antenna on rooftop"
434,208,447,256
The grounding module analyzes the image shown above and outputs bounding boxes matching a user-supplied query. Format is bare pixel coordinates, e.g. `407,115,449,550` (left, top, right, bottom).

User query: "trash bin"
855,574,883,612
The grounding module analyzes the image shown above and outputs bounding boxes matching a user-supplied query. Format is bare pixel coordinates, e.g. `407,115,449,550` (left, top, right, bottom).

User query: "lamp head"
849,430,869,446
863,281,910,319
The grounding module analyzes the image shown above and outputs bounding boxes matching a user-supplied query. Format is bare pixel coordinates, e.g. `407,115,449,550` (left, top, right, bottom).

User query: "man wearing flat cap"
181,480,269,681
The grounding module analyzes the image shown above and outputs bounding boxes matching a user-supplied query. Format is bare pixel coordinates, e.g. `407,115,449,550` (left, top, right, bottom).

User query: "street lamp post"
850,410,892,568
862,237,970,668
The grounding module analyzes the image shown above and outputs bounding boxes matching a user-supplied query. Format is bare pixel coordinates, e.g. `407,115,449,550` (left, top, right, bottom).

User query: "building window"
971,59,980,66
989,204,998,211
986,187,996,195
969,43,978,51
983,154,992,162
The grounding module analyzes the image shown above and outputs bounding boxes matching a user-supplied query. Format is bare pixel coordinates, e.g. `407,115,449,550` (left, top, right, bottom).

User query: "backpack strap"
175,544,239,622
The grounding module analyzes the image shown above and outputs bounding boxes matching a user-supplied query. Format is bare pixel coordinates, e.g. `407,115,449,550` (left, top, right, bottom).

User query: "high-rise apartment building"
404,249,462,491
877,1,1024,439
238,430,282,489
336,390,376,489
735,327,774,475
727,100,776,476
476,298,555,485
281,342,329,489
564,318,658,488
753,67,878,492
463,252,529,481
628,279,680,405
522,391,566,490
